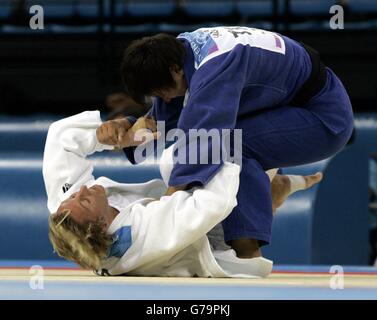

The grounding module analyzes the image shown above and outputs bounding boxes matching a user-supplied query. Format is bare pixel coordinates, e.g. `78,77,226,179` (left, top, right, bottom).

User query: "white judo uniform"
43,110,273,278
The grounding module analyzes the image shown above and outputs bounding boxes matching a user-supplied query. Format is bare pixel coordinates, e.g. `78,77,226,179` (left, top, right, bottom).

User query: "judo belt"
290,42,327,106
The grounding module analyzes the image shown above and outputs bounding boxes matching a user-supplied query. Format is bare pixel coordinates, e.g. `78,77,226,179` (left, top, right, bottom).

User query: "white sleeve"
42,110,114,213
127,162,240,266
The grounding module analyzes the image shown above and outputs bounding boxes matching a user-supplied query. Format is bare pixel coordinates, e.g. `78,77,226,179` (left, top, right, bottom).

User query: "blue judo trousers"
124,27,354,246
222,68,354,245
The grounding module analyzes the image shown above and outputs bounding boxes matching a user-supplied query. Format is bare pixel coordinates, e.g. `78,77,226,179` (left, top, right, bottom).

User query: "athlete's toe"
304,172,323,189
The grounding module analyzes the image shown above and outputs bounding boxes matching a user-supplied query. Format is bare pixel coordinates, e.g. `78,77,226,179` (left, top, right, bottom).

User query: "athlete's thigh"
236,106,342,169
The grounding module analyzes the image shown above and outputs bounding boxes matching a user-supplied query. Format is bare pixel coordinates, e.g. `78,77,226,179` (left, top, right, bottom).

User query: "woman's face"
152,68,188,103
56,185,109,225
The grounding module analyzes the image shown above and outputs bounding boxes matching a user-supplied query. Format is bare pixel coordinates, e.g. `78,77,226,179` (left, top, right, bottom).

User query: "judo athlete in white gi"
43,111,321,277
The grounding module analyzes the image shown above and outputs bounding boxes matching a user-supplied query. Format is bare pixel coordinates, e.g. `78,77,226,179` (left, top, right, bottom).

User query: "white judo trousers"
43,110,273,277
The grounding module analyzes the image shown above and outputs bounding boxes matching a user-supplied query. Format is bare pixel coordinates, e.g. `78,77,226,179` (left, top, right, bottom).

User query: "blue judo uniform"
124,26,354,245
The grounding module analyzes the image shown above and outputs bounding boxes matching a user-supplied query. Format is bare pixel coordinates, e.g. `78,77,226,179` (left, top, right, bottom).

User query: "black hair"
121,33,186,103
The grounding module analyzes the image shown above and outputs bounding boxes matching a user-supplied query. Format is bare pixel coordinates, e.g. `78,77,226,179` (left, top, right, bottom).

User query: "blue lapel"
108,226,132,258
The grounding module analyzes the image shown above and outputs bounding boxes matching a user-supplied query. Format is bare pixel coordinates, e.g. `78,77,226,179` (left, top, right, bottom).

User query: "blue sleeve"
168,51,245,187
122,97,184,164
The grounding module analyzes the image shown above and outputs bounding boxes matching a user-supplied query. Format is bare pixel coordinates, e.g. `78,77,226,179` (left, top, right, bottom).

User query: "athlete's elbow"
202,193,237,220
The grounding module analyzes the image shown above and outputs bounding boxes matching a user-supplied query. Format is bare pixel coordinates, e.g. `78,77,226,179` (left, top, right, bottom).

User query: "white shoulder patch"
179,26,286,69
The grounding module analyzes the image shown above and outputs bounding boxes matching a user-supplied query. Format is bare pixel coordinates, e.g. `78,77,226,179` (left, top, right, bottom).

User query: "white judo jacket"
43,111,273,278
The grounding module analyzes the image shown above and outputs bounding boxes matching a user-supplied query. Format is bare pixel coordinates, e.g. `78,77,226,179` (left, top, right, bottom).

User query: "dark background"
0,0,376,116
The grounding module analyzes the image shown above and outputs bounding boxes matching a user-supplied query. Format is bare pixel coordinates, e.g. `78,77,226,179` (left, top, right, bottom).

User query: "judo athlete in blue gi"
119,26,354,258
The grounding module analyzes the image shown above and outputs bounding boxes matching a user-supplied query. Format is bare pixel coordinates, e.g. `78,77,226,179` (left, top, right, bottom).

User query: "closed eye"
81,198,90,205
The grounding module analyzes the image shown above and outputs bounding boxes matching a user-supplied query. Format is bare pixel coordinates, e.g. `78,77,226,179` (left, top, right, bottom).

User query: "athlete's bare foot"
271,172,323,214
231,172,322,259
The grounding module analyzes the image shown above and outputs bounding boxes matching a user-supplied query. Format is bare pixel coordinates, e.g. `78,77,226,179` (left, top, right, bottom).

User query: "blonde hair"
48,210,113,270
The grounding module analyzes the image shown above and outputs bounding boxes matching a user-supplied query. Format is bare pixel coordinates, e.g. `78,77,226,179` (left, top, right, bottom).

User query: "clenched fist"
96,116,160,148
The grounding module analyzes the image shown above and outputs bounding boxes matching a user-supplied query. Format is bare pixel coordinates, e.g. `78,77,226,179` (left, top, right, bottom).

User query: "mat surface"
1,262,376,300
